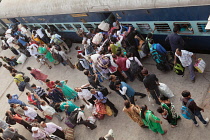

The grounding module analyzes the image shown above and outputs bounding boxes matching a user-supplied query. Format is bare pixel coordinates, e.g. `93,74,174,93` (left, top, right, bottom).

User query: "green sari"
38,46,58,63
56,81,78,100
161,103,181,125
141,110,164,134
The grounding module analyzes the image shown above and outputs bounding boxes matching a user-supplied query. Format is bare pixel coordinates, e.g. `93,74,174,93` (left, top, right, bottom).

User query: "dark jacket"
183,97,202,114
165,33,184,53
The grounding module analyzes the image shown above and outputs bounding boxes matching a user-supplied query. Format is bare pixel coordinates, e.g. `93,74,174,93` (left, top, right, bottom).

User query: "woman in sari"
140,105,167,135
27,67,48,82
55,80,78,101
123,100,146,128
158,95,181,128
38,44,59,64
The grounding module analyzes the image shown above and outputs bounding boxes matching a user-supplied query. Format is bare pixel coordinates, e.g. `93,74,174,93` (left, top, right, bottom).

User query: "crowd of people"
0,19,207,140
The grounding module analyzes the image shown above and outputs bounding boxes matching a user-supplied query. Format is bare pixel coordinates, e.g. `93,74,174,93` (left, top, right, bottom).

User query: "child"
37,55,52,69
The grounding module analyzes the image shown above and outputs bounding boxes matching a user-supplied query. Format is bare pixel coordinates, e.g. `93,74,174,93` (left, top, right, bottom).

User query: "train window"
174,22,193,34
136,23,152,32
63,24,74,30
94,23,100,28
55,24,66,31
121,23,133,27
197,23,210,33
83,24,94,29
73,24,82,29
154,23,171,32
26,25,34,29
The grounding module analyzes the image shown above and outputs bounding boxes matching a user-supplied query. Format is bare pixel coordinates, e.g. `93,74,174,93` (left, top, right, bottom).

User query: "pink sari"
31,69,48,82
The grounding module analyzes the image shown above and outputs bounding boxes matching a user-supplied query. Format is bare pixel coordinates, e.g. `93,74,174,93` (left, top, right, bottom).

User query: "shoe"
195,123,199,127
161,130,167,135
191,78,195,83
140,94,146,98
114,111,118,117
141,125,148,128
204,118,209,127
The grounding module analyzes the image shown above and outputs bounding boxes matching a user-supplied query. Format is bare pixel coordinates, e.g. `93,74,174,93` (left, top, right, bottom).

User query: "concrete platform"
0,43,210,140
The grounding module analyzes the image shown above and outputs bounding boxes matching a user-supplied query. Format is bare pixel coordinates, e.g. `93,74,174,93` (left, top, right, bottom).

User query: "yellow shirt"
14,74,24,85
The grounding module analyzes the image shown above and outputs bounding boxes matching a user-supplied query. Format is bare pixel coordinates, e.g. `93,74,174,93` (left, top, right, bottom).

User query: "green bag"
174,63,185,76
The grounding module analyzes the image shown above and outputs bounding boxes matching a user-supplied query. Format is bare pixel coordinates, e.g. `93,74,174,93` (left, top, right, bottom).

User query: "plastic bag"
86,103,93,110
158,83,174,98
138,50,147,58
17,53,27,64
98,21,110,32
92,33,103,45
105,105,113,116
95,102,107,114
194,58,206,73
87,116,97,124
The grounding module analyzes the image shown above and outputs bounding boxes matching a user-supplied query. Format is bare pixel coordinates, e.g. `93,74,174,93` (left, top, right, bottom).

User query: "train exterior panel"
0,0,209,52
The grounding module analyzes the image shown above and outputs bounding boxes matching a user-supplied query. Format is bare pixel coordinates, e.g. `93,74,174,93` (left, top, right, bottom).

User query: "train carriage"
0,0,209,52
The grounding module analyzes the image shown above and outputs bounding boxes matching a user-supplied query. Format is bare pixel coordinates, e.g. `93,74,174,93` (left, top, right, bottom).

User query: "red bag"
94,114,105,120
95,103,107,115
45,115,53,120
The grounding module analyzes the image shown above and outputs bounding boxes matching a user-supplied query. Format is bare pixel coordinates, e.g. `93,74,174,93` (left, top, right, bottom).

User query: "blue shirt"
120,82,135,97
8,94,26,106
151,44,167,55
93,91,107,103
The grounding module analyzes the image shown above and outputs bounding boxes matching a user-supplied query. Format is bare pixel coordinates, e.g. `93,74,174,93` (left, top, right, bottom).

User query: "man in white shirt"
76,105,97,130
31,127,47,140
99,129,114,140
21,106,45,123
174,48,196,82
0,119,9,130
40,122,65,139
74,84,96,105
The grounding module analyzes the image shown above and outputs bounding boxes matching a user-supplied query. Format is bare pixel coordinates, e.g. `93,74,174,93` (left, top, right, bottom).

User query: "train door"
100,12,116,24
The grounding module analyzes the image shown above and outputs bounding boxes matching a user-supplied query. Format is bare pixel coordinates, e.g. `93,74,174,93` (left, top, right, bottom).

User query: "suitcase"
65,117,76,128
64,128,74,140
10,47,19,55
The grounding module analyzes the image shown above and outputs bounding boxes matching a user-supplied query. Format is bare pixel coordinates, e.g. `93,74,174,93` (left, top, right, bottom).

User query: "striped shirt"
34,86,46,97
175,50,193,67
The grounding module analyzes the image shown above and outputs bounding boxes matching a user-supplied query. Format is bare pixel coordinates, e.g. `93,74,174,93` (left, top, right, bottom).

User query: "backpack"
98,87,109,96
180,99,194,120
6,116,16,125
174,63,185,76
75,60,85,71
141,39,150,55
129,57,142,75
151,45,166,64
69,109,80,125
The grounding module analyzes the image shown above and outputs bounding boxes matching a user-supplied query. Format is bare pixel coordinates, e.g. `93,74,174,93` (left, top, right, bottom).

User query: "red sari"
30,69,48,82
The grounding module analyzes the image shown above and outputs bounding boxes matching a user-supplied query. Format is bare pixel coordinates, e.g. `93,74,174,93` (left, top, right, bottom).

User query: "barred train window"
55,24,66,31
73,24,81,29
136,23,152,32
83,24,94,30
154,23,171,32
94,23,100,28
197,23,210,33
64,24,74,30
173,22,193,34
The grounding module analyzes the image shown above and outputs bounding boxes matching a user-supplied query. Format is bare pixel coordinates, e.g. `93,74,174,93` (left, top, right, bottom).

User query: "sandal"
161,130,167,135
